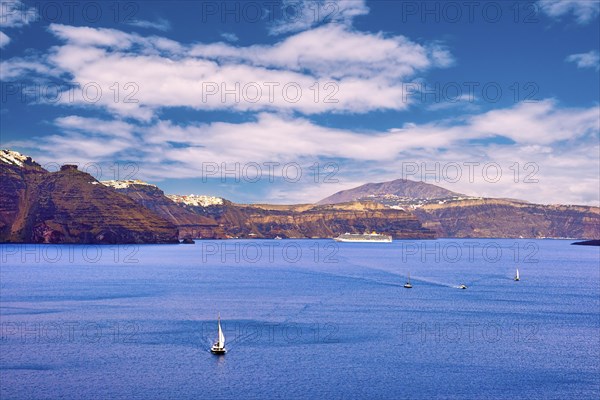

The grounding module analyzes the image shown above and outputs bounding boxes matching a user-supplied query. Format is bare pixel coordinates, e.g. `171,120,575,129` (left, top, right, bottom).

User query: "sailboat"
404,272,413,288
210,315,227,355
514,268,520,281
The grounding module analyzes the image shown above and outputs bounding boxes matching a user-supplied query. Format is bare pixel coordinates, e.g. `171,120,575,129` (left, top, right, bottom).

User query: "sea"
0,239,598,399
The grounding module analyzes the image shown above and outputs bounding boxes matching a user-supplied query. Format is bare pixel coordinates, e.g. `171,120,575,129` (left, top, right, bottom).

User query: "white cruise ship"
334,232,392,243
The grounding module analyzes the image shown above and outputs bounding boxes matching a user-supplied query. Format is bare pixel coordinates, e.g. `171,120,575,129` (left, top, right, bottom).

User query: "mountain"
0,151,179,244
318,179,462,205
102,182,225,239
318,178,599,239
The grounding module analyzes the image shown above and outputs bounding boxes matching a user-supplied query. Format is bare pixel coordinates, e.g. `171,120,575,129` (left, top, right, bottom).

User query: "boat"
458,284,467,290
274,236,282,240
404,272,413,288
333,231,392,243
210,315,227,355
514,268,520,281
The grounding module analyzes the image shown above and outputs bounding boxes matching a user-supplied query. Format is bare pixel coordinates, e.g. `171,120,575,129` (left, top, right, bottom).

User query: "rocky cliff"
0,151,47,240
0,151,179,244
171,199,436,239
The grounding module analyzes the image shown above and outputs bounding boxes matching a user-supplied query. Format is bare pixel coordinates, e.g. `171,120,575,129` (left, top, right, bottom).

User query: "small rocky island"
571,240,600,246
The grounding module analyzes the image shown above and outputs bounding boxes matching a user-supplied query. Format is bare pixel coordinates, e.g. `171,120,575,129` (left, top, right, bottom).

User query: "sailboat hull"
210,346,227,355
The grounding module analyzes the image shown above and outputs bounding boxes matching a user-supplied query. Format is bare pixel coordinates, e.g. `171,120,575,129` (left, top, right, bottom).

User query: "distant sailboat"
514,268,520,281
404,272,413,288
210,315,227,355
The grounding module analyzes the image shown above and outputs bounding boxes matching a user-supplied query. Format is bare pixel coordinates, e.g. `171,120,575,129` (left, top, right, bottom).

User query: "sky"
0,0,599,205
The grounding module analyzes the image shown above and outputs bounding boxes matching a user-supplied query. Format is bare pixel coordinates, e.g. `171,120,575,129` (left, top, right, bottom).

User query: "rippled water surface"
1,239,599,399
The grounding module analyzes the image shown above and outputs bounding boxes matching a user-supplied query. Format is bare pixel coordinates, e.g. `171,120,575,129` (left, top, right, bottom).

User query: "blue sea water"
0,239,598,399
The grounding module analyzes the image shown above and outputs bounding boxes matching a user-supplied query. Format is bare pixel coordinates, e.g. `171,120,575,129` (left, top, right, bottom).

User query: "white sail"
218,318,225,347
516,268,520,280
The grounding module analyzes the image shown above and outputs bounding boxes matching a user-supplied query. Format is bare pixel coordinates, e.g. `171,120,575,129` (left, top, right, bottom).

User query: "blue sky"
1,0,599,205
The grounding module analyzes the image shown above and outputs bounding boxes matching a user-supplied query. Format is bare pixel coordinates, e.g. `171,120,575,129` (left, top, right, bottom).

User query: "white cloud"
192,24,453,79
566,50,600,71
49,24,140,49
1,23,451,120
0,56,55,80
538,0,600,24
0,0,37,28
8,100,600,205
425,92,480,112
127,18,171,32
0,0,36,49
466,100,599,144
54,116,136,139
10,131,134,161
269,0,369,35
220,32,239,42
0,30,9,48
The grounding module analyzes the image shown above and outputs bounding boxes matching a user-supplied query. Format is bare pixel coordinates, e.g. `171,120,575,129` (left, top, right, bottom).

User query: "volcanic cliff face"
171,199,436,239
102,181,225,239
0,152,179,244
413,199,600,239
